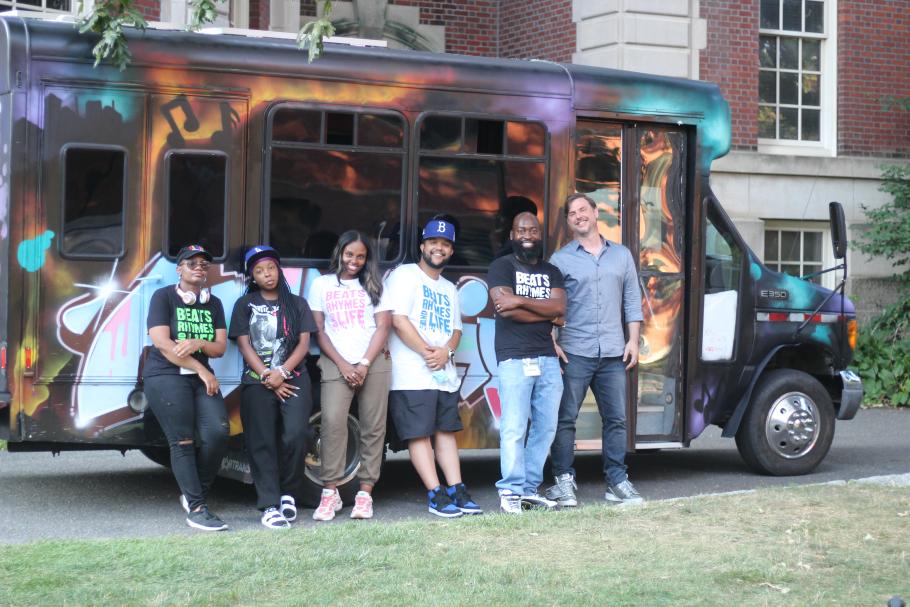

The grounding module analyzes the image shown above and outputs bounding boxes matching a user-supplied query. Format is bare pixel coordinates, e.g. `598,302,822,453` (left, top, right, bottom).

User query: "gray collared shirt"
549,238,643,358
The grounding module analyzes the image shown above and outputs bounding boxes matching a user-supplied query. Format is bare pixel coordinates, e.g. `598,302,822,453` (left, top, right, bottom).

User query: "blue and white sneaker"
428,486,464,518
446,483,483,515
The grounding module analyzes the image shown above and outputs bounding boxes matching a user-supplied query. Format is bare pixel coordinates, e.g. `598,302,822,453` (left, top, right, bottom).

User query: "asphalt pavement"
1,408,908,544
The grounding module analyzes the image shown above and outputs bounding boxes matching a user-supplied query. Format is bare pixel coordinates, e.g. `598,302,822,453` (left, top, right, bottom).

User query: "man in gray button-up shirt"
545,193,645,506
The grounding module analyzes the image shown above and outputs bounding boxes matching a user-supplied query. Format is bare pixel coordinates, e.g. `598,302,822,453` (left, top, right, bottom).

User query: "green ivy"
76,0,147,71
77,0,336,71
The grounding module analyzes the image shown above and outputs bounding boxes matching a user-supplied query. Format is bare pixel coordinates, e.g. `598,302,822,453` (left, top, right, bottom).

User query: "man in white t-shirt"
385,216,482,518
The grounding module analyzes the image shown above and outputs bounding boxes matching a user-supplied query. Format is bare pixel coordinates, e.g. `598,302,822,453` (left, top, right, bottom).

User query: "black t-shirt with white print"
487,254,564,363
143,285,227,378
228,292,317,384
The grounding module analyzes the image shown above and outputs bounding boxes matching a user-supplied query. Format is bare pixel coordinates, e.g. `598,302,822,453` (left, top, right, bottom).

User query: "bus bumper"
837,370,863,420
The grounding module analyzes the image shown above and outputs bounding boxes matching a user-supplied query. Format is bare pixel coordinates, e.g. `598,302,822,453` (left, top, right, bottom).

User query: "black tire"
735,369,835,476
297,410,363,508
140,446,171,468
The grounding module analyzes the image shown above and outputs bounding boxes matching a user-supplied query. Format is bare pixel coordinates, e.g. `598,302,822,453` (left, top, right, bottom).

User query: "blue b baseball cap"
421,219,456,243
244,245,281,275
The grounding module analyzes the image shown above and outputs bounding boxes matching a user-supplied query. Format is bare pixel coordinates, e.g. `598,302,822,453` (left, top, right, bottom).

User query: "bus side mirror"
829,201,847,260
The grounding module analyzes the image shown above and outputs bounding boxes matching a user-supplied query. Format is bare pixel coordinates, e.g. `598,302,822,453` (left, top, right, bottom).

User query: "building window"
758,0,835,155
266,105,405,261
763,221,834,288
417,115,548,268
0,0,71,11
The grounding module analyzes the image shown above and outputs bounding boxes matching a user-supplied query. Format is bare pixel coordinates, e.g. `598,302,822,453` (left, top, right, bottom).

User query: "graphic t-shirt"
383,263,462,392
143,285,226,378
487,255,564,363
308,274,390,364
228,292,317,384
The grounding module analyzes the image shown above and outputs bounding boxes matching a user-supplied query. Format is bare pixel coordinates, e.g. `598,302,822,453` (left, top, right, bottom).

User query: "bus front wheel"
735,369,835,476
298,410,363,507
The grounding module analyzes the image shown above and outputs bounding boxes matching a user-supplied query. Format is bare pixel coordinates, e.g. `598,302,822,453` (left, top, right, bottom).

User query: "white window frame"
762,220,835,289
0,0,72,12
758,0,837,158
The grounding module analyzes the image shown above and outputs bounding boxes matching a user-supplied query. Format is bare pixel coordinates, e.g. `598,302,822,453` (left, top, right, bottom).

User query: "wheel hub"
765,392,820,459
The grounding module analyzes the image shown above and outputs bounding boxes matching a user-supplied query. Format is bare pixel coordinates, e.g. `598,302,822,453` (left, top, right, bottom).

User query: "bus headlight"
127,388,148,413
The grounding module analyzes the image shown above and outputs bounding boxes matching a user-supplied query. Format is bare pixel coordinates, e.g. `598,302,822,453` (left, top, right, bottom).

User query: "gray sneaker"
605,479,644,505
545,473,578,507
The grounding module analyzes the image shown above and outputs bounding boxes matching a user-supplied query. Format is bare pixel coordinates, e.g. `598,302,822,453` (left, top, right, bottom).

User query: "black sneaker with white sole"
186,507,228,531
521,493,557,510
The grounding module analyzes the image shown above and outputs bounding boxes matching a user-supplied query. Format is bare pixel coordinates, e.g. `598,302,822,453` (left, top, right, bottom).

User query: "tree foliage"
854,164,910,406
77,0,335,71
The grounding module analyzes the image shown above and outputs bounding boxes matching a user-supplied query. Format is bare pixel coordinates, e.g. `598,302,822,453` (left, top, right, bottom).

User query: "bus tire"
297,410,363,508
735,369,835,476
140,446,171,468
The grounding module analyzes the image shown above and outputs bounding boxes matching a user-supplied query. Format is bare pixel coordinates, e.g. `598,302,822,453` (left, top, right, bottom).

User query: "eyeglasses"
184,261,211,270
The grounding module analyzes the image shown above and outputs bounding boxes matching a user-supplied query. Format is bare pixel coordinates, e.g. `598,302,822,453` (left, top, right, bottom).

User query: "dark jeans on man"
550,353,629,486
240,373,313,510
144,374,229,511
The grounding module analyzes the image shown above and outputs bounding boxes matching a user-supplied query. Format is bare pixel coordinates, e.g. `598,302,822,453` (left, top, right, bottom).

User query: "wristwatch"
447,348,455,362
358,358,371,367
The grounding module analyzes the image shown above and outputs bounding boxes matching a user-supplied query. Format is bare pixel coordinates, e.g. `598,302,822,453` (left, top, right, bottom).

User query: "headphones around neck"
175,284,210,305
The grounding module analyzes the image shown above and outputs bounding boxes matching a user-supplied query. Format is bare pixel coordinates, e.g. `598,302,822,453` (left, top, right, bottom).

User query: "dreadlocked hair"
246,262,302,352
328,230,383,307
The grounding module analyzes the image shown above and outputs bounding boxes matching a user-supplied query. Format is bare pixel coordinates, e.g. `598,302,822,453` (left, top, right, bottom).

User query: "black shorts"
388,389,463,441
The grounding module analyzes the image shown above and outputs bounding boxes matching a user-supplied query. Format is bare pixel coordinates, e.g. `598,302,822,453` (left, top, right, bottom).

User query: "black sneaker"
427,486,464,518
446,483,483,515
186,507,228,531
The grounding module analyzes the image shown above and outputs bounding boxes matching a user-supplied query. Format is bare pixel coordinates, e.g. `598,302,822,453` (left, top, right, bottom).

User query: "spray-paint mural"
2,17,856,474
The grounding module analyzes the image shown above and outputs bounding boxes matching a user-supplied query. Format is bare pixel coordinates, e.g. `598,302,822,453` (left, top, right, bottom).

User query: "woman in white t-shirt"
309,230,391,520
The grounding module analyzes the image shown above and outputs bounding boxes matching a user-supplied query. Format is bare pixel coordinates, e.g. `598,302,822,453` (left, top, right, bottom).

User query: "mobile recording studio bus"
0,14,862,502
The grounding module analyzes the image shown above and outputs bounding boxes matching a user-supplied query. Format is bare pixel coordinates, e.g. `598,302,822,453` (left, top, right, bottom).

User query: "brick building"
12,0,906,315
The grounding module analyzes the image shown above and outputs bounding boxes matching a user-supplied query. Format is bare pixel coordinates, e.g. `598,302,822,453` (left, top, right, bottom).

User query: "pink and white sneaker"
350,491,374,519
312,488,342,521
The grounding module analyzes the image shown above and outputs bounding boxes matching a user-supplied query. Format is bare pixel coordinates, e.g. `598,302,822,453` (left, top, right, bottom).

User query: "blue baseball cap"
244,245,281,274
421,219,456,243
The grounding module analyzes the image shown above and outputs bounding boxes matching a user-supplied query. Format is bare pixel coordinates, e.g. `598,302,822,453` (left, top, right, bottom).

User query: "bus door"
32,85,149,442
630,125,688,446
571,120,687,449
146,92,249,395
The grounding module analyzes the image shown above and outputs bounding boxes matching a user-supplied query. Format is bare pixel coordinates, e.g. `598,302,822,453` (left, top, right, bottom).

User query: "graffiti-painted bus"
0,14,862,502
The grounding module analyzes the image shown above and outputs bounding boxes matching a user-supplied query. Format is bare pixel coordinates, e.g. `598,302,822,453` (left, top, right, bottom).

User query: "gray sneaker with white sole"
604,479,644,505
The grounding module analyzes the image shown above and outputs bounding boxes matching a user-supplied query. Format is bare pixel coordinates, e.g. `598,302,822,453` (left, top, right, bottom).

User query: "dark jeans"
144,374,229,511
550,353,629,486
240,373,313,510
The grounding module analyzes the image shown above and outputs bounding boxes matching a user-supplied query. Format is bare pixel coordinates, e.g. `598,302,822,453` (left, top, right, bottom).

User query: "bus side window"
61,146,127,258
266,106,405,262
166,152,227,259
702,210,743,361
417,115,548,267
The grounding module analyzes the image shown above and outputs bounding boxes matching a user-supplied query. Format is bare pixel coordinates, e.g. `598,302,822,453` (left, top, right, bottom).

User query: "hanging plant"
76,0,335,70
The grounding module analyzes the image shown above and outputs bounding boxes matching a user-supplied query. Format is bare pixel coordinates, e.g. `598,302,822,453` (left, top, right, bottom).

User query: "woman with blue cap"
228,245,317,529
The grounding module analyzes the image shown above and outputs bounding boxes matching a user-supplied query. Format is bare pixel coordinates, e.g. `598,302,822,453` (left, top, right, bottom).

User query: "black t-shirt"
228,292,317,384
487,255,564,363
143,285,227,378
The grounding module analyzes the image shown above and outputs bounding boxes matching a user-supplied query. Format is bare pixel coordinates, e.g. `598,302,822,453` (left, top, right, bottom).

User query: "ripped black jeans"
144,374,229,511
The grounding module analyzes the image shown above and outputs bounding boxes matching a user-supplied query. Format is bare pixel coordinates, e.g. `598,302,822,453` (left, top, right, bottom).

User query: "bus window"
166,152,227,259
702,208,743,362
61,146,126,258
639,129,685,274
417,115,547,267
574,122,622,243
267,106,405,261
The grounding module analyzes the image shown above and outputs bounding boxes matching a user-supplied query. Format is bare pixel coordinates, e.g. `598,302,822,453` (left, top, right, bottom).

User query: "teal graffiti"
17,230,55,272
750,262,762,281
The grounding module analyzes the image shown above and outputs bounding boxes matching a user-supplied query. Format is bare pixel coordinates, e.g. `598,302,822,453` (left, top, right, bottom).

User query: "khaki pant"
317,353,391,486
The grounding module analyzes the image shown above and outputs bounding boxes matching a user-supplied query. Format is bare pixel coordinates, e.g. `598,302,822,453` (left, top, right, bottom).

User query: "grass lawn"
2,483,908,606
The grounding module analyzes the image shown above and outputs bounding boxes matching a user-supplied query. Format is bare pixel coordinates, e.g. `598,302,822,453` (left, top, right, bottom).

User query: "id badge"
522,357,541,377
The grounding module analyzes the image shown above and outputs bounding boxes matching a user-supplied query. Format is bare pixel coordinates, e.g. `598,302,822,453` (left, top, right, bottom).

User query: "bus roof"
0,14,731,160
